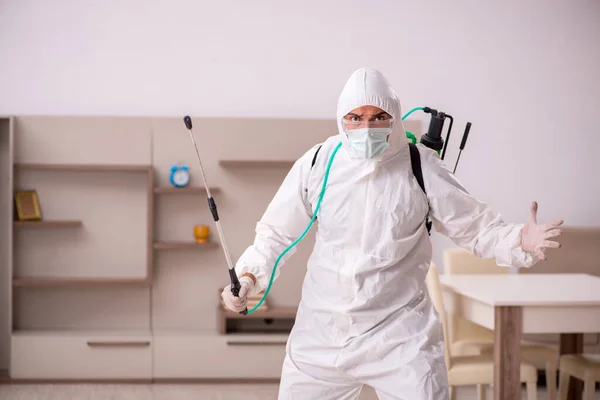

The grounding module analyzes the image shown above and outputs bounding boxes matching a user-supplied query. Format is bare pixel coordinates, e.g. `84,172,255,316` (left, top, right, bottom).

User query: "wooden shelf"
153,186,220,195
13,220,82,229
221,307,297,320
219,307,297,335
152,241,219,250
224,333,289,345
12,278,151,288
14,163,151,172
11,329,152,337
218,160,294,168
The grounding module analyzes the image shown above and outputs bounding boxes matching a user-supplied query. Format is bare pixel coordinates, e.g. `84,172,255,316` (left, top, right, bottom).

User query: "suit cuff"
495,224,538,268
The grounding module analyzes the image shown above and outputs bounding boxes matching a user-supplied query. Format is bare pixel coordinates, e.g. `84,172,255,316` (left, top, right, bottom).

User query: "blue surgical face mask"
345,128,391,159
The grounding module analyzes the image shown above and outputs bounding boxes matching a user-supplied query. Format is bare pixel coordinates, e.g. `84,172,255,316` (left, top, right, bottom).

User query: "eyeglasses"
342,117,394,130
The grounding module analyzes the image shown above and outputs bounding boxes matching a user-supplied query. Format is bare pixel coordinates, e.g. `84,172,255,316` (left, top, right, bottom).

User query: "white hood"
336,67,408,164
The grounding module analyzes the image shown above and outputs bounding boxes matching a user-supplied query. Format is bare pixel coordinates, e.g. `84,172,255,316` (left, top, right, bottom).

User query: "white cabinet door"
11,331,152,380
153,333,288,379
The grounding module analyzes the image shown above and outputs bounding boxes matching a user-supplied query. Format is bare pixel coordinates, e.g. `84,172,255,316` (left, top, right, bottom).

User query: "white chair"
426,262,538,400
443,248,559,400
558,354,600,400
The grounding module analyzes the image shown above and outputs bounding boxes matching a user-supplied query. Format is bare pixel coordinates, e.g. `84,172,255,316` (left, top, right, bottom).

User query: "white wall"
1,0,599,270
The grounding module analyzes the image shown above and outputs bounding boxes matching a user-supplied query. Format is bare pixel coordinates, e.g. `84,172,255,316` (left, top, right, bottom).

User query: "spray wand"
183,116,247,315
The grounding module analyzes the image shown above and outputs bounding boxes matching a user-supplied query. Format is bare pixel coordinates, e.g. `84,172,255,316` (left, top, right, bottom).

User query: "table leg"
494,306,522,400
560,333,584,400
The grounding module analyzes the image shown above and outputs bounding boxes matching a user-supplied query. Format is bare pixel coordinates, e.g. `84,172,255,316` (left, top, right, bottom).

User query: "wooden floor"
0,383,597,400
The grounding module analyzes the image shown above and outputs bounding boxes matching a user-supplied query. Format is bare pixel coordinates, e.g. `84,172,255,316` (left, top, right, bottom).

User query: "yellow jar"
193,225,210,244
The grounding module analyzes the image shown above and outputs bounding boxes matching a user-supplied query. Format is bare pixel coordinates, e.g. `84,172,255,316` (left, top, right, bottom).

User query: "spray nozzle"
183,115,193,130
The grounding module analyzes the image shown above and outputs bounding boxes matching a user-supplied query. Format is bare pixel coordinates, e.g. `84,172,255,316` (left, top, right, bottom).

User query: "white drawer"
153,333,287,379
11,331,152,380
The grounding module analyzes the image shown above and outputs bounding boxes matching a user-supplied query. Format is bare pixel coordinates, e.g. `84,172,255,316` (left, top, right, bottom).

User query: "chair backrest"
425,263,452,369
443,248,508,345
517,226,600,276
443,247,509,275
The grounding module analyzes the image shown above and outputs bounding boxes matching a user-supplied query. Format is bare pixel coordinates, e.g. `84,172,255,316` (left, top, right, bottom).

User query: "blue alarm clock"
169,164,190,187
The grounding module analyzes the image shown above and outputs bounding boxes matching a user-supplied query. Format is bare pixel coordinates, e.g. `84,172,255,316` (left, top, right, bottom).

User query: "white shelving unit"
9,160,155,381
2,117,157,380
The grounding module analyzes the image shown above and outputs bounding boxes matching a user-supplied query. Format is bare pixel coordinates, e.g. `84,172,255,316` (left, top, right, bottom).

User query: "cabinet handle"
86,341,151,348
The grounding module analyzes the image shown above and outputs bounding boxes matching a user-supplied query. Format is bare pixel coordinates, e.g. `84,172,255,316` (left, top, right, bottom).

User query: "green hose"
402,106,424,119
402,107,423,145
245,107,425,313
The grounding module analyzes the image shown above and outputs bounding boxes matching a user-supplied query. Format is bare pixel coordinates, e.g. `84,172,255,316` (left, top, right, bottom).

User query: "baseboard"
0,377,281,385
153,378,281,384
0,378,152,385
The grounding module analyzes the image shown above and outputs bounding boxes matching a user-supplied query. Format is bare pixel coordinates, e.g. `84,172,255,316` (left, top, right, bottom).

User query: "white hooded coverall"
234,68,537,400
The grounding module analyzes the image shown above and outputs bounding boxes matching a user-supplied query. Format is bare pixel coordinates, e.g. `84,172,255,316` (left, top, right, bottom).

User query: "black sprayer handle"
229,269,248,315
452,122,472,174
459,122,472,150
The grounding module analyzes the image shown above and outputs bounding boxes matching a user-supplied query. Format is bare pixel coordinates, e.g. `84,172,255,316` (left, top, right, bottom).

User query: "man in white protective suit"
221,67,563,399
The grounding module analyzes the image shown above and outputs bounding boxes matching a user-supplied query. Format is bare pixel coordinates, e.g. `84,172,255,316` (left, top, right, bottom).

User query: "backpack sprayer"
182,109,472,315
403,106,472,173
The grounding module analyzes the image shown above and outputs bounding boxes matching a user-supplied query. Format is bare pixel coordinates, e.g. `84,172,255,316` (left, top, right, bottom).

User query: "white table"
439,273,600,400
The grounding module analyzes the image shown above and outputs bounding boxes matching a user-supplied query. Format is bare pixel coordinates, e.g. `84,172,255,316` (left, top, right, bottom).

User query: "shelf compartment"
13,220,82,229
219,307,297,335
153,187,220,195
12,278,151,288
14,163,151,172
152,241,219,250
218,160,294,168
